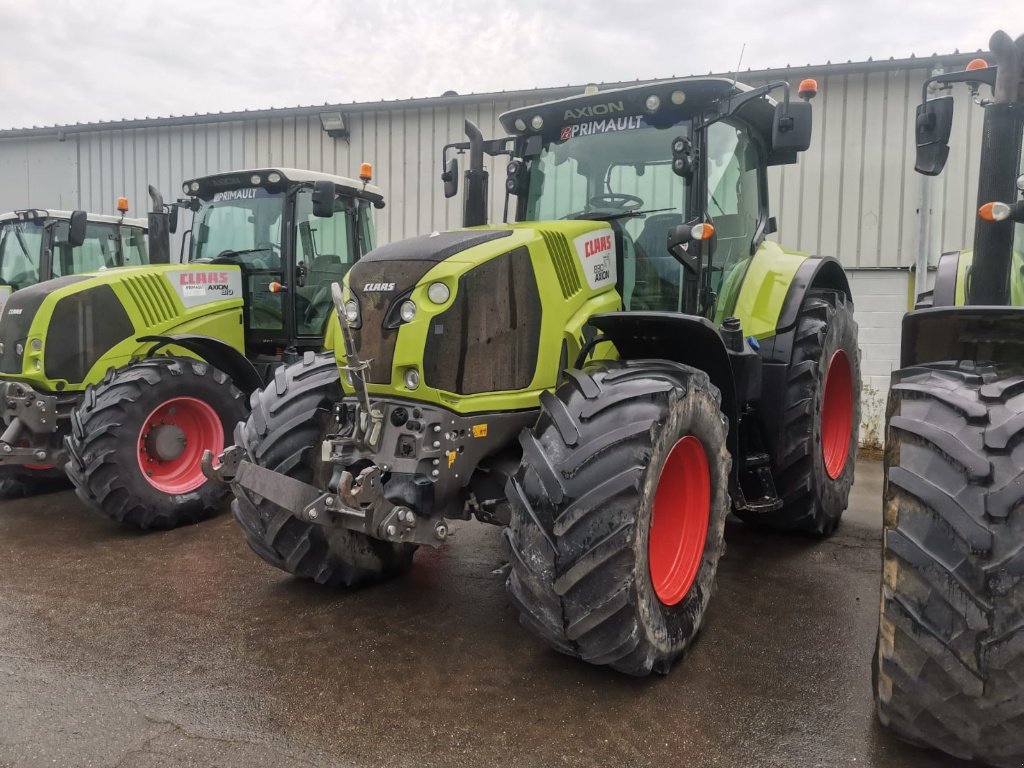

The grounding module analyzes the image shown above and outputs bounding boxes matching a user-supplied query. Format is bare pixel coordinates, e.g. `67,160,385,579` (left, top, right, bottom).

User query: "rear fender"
899,306,1024,368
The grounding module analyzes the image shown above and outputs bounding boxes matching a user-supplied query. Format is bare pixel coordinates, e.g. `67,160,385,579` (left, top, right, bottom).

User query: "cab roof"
500,76,778,141
0,209,148,227
184,167,384,206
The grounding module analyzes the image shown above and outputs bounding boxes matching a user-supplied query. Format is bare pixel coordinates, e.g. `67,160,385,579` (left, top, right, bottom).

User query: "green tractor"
0,168,383,527
0,205,149,312
0,204,150,496
214,75,862,676
874,31,1024,766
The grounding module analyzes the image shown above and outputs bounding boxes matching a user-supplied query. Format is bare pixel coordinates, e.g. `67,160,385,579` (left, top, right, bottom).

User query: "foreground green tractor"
214,75,862,675
874,31,1024,766
0,205,149,496
0,168,383,527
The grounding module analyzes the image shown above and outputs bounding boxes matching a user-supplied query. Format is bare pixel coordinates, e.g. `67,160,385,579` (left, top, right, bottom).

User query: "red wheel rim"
648,435,711,606
822,349,854,479
137,397,223,494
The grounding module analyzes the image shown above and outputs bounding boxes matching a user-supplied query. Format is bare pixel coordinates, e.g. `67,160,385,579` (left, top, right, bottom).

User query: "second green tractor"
213,75,863,674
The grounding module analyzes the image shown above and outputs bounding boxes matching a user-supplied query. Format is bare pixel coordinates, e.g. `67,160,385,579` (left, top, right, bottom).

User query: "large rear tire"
740,288,860,535
875,362,1024,767
504,360,731,676
65,357,246,530
231,352,416,587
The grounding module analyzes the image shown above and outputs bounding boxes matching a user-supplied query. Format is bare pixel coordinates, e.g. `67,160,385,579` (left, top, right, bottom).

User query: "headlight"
404,368,420,390
15,343,23,356
250,174,262,185
645,94,661,113
30,338,41,351
267,172,282,183
399,300,417,323
344,300,359,324
531,115,544,130
427,282,450,304
189,181,200,192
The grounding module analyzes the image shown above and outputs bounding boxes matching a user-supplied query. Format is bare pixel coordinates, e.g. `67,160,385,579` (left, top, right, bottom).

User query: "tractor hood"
342,221,620,409
0,264,245,389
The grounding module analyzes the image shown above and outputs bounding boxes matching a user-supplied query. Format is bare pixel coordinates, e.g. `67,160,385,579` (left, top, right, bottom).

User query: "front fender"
587,312,738,470
138,334,264,394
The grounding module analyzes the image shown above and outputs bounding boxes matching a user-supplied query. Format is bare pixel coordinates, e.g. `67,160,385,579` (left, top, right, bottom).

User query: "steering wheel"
588,193,644,211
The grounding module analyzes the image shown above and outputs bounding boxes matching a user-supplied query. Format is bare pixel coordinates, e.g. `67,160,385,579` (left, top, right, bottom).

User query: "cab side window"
294,188,354,336
120,226,149,266
52,221,119,277
706,120,763,317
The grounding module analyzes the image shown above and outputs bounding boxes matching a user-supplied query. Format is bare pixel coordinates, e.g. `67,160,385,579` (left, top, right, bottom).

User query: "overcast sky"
1,0,1019,129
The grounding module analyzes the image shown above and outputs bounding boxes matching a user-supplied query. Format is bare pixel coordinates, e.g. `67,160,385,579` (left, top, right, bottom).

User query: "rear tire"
65,357,246,530
739,288,860,535
231,352,416,587
505,360,731,676
875,362,1024,767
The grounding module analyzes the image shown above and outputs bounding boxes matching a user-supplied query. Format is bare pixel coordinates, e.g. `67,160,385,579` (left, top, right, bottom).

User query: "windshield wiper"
212,247,273,259
570,206,677,222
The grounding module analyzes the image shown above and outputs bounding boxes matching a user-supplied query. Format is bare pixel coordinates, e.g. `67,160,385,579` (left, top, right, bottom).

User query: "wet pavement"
0,459,970,768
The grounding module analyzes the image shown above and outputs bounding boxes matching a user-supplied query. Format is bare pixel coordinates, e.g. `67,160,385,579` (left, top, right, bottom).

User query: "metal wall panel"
0,58,987,266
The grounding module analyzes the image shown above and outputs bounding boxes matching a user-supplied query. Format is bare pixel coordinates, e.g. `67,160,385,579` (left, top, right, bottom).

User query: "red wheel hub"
137,397,223,494
648,435,711,606
821,349,854,479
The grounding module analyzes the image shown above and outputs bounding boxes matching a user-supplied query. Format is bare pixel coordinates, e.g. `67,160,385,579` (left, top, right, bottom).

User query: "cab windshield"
523,120,691,311
0,220,44,289
190,188,284,271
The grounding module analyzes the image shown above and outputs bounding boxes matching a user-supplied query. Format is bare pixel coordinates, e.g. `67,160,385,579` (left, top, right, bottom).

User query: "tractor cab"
174,168,384,356
0,207,148,310
442,77,815,322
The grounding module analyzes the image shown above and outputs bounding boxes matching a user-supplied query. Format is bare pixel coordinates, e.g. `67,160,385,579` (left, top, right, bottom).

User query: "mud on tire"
875,362,1024,767
504,360,731,676
740,288,860,535
65,357,246,530
231,352,416,587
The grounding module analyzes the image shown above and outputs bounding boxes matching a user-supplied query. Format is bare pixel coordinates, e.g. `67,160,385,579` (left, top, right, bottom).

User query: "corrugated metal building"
0,52,985,443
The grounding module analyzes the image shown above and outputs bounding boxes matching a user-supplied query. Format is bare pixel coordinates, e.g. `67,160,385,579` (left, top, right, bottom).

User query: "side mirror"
914,96,953,176
195,222,210,246
68,210,87,247
311,180,336,218
168,203,179,235
772,100,813,154
443,157,459,199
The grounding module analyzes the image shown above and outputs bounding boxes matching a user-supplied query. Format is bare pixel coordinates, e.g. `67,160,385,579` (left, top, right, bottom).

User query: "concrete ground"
0,459,972,768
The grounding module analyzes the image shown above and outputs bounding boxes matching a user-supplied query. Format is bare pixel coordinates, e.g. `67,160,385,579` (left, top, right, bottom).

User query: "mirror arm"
920,68,998,104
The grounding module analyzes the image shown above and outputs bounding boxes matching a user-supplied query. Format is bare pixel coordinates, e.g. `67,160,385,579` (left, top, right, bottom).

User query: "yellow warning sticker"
447,450,457,469
472,424,488,438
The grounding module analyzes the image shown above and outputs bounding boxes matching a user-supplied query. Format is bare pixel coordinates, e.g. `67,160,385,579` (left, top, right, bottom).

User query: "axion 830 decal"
165,268,244,308
573,230,617,290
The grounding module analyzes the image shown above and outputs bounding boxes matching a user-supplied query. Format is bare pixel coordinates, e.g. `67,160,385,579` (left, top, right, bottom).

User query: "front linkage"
204,283,531,548
0,381,76,467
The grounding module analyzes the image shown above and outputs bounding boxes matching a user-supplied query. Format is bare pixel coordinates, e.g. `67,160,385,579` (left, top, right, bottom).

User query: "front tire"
66,357,246,530
875,362,1024,767
505,360,731,676
231,352,416,587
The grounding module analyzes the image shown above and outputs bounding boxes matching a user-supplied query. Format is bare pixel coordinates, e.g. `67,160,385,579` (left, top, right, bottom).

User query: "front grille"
121,273,178,327
348,259,437,384
539,230,582,299
423,246,541,395
44,285,134,383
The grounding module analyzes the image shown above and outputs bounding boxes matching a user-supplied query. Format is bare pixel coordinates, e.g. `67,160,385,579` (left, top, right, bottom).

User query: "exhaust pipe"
146,185,172,264
462,120,488,228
